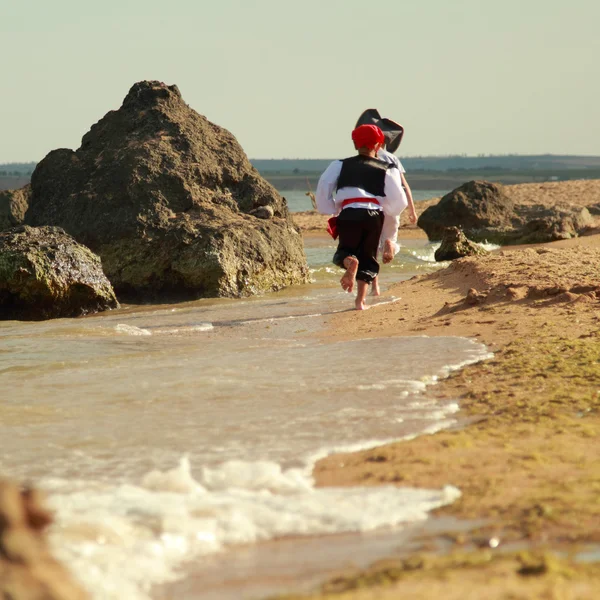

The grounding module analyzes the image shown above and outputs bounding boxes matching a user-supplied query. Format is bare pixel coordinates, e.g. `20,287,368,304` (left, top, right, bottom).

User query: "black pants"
332,208,384,283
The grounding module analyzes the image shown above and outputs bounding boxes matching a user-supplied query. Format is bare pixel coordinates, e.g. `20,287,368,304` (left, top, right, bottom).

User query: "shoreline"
282,232,600,598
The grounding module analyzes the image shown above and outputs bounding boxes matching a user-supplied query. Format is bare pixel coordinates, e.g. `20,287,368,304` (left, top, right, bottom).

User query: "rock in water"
25,80,309,301
0,226,119,321
434,226,489,261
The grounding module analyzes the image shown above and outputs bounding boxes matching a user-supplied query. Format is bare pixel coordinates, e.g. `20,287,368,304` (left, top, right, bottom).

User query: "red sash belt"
327,198,381,239
339,197,381,209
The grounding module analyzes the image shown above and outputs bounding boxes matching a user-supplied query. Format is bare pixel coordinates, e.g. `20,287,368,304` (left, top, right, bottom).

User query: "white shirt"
377,148,406,174
315,156,407,217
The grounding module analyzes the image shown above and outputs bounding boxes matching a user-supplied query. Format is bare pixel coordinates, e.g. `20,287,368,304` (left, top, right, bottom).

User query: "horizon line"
249,153,600,160
2,152,600,166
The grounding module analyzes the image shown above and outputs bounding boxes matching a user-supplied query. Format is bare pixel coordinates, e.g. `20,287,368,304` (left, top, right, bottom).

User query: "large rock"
25,80,309,301
418,181,517,242
434,226,489,261
418,180,593,245
0,226,119,321
0,185,30,231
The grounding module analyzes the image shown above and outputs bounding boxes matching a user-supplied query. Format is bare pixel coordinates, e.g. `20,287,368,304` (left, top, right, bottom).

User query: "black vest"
336,155,392,197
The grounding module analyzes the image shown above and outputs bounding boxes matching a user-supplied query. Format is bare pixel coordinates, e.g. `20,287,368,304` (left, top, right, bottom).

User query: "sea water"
0,235,491,600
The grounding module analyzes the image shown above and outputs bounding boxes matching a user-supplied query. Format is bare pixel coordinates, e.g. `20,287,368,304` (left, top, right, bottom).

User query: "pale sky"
1,0,598,162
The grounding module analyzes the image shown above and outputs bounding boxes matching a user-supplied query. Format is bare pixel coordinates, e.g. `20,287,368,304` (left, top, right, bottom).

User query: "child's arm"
401,173,418,224
315,161,342,215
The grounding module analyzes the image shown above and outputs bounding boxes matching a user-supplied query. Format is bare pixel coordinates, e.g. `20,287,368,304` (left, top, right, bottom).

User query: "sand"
278,181,600,599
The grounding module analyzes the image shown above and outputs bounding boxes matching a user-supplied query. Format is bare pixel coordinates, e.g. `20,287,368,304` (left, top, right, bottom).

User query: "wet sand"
282,181,600,598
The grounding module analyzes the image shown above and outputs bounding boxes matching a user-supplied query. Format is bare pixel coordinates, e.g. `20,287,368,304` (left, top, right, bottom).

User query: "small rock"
434,227,489,261
506,286,527,300
0,186,30,231
0,225,119,321
465,288,487,305
249,205,274,219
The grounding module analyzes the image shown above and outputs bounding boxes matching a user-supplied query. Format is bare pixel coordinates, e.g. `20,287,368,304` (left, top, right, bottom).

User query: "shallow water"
0,236,492,600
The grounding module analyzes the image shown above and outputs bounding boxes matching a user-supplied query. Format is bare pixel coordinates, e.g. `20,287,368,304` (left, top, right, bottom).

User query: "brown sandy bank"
279,234,600,599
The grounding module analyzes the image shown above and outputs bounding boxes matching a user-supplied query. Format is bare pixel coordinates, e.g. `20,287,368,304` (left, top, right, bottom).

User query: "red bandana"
351,124,385,149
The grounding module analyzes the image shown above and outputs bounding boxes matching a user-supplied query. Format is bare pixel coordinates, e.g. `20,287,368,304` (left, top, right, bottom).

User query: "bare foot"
371,277,381,296
382,239,394,264
355,280,369,310
340,256,358,293
355,298,370,310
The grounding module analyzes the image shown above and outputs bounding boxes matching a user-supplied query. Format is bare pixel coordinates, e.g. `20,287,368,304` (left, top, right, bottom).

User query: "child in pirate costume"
315,124,407,310
355,109,418,295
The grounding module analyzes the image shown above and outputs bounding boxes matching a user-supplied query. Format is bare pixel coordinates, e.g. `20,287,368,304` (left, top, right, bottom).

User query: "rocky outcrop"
418,180,593,245
0,226,119,321
513,204,594,244
434,226,489,261
418,181,517,242
25,80,309,301
0,185,30,231
0,478,89,600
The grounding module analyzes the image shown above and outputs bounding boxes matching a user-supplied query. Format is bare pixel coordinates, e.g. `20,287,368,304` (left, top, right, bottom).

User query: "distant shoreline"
263,171,600,191
3,154,600,193
4,173,598,193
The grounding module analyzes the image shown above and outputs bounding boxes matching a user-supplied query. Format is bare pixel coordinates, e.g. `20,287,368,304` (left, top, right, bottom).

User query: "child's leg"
382,239,395,264
371,276,381,296
380,214,400,264
355,280,369,310
340,256,359,293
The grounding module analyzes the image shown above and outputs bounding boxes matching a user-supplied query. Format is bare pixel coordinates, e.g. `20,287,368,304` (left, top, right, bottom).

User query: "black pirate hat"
355,109,404,153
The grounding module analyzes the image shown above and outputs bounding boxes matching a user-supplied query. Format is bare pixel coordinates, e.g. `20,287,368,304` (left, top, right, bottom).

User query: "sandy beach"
282,181,600,599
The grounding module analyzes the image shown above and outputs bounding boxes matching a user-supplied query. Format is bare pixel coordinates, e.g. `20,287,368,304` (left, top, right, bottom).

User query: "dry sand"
279,180,600,599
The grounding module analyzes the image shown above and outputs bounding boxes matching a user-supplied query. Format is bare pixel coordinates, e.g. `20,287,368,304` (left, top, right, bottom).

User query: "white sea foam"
199,460,311,494
151,323,214,335
240,313,324,325
406,241,500,264
141,455,205,494
46,456,461,600
114,324,152,336
378,379,428,392
369,296,401,308
15,335,492,600
356,383,387,391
